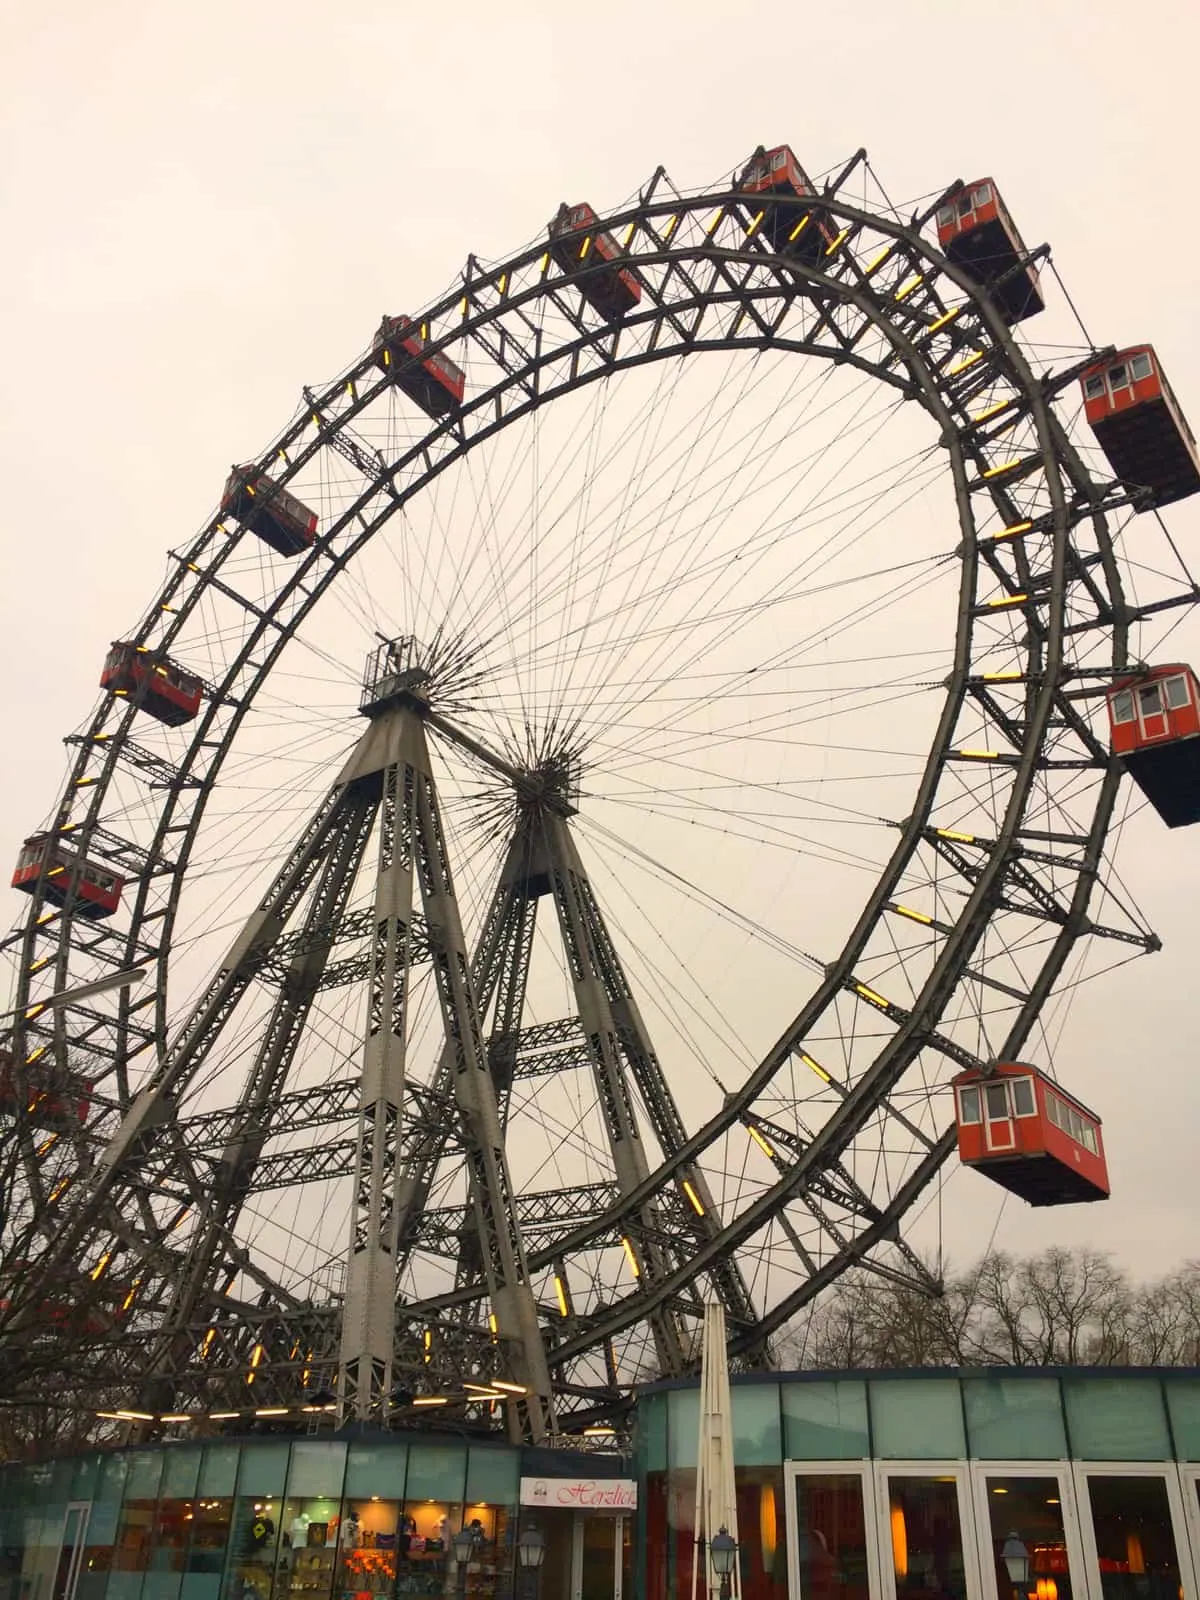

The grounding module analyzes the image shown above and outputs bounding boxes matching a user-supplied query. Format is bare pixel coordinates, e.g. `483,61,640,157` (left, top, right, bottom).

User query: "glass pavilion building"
4,1369,1200,1600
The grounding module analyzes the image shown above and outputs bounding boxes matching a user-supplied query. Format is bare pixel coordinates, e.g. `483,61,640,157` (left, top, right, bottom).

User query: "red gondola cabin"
737,145,838,265
1107,663,1200,827
548,203,641,321
373,316,466,417
1080,347,1200,508
11,835,124,921
935,180,1044,325
100,642,202,727
0,1050,91,1127
221,467,319,557
952,1062,1109,1206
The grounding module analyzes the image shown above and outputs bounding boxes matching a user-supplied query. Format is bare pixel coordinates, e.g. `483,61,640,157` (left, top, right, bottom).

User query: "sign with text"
518,1477,637,1510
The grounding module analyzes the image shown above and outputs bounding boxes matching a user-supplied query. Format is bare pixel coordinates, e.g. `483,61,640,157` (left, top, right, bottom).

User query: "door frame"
967,1462,1088,1600
1179,1466,1200,1600
872,1462,985,1600
1070,1463,1198,1600
52,1503,91,1600
569,1511,627,1600
783,1460,882,1600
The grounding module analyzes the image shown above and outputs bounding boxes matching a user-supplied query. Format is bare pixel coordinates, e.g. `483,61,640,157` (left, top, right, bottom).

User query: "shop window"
870,1380,966,1459
1063,1378,1171,1460
110,1450,166,1600
963,1378,1067,1460
782,1381,870,1460
791,1472,870,1600
182,1447,238,1600
279,1443,346,1600
735,1466,788,1600
144,1451,203,1600
77,1455,129,1600
1083,1476,1184,1600
223,1444,289,1600
884,1477,970,1600
980,1476,1076,1600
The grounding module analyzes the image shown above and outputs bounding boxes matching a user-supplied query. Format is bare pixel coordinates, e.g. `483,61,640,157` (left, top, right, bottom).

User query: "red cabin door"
1136,681,1171,742
982,1080,1016,1152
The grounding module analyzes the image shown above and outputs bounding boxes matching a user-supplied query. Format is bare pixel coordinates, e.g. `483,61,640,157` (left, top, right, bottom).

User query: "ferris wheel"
2,144,1198,1443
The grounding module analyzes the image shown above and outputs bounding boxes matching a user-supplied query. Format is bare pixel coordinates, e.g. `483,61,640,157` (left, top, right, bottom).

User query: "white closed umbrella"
691,1300,741,1600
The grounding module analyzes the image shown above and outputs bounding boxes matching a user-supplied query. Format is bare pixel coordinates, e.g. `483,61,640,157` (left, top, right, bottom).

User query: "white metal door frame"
967,1462,1087,1600
1071,1462,1198,1600
53,1503,91,1600
873,1461,986,1600
782,1459,882,1600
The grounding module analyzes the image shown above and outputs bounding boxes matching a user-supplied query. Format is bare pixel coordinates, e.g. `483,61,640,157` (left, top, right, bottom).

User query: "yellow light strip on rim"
800,1052,832,1083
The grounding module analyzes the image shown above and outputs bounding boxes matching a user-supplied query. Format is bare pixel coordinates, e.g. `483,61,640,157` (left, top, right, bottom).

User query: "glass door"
1178,1468,1200,1599
1136,681,1171,742
785,1463,880,1600
52,1505,90,1600
982,1081,1016,1154
875,1465,983,1600
969,1466,1087,1600
1072,1465,1195,1600
574,1514,620,1600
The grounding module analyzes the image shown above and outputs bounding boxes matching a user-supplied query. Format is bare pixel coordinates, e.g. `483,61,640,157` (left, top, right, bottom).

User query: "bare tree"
778,1248,1200,1370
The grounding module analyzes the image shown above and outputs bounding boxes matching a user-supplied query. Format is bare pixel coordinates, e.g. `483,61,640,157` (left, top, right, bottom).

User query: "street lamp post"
453,1527,477,1600
517,1527,545,1600
710,1527,737,1600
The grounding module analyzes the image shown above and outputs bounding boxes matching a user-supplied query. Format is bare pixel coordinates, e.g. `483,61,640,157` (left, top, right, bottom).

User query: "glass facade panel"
78,1455,129,1600
734,1386,783,1466
404,1445,465,1503
1064,1379,1172,1461
736,1466,788,1600
464,1449,517,1508
344,1447,408,1501
782,1382,870,1461
1165,1378,1200,1460
110,1450,165,1600
198,1451,239,1501
638,1393,667,1473
978,1475,1076,1600
667,1389,700,1470
792,1472,869,1600
884,1476,970,1600
280,1444,346,1600
1084,1474,1183,1600
964,1379,1068,1460
870,1380,965,1460
145,1452,203,1600
225,1444,289,1600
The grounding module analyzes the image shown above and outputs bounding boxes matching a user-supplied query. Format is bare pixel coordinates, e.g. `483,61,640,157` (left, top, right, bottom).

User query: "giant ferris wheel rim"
2,152,1150,1394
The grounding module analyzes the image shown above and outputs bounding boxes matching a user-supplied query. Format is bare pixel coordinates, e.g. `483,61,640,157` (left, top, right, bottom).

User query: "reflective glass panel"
734,1385,783,1465
1064,1378,1171,1460
1165,1378,1200,1459
1084,1475,1183,1600
782,1381,870,1460
792,1473,870,1600
870,1381,966,1459
963,1379,1067,1461
885,1477,969,1600
980,1476,1075,1600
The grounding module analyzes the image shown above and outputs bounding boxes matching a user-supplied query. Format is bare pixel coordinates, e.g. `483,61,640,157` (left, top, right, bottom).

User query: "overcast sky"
3,1,1199,1295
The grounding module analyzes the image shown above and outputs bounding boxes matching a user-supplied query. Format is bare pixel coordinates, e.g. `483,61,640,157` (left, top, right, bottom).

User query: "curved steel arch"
0,155,1154,1424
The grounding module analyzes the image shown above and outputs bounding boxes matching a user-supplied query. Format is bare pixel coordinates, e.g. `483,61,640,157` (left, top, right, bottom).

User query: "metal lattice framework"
1,147,1192,1443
